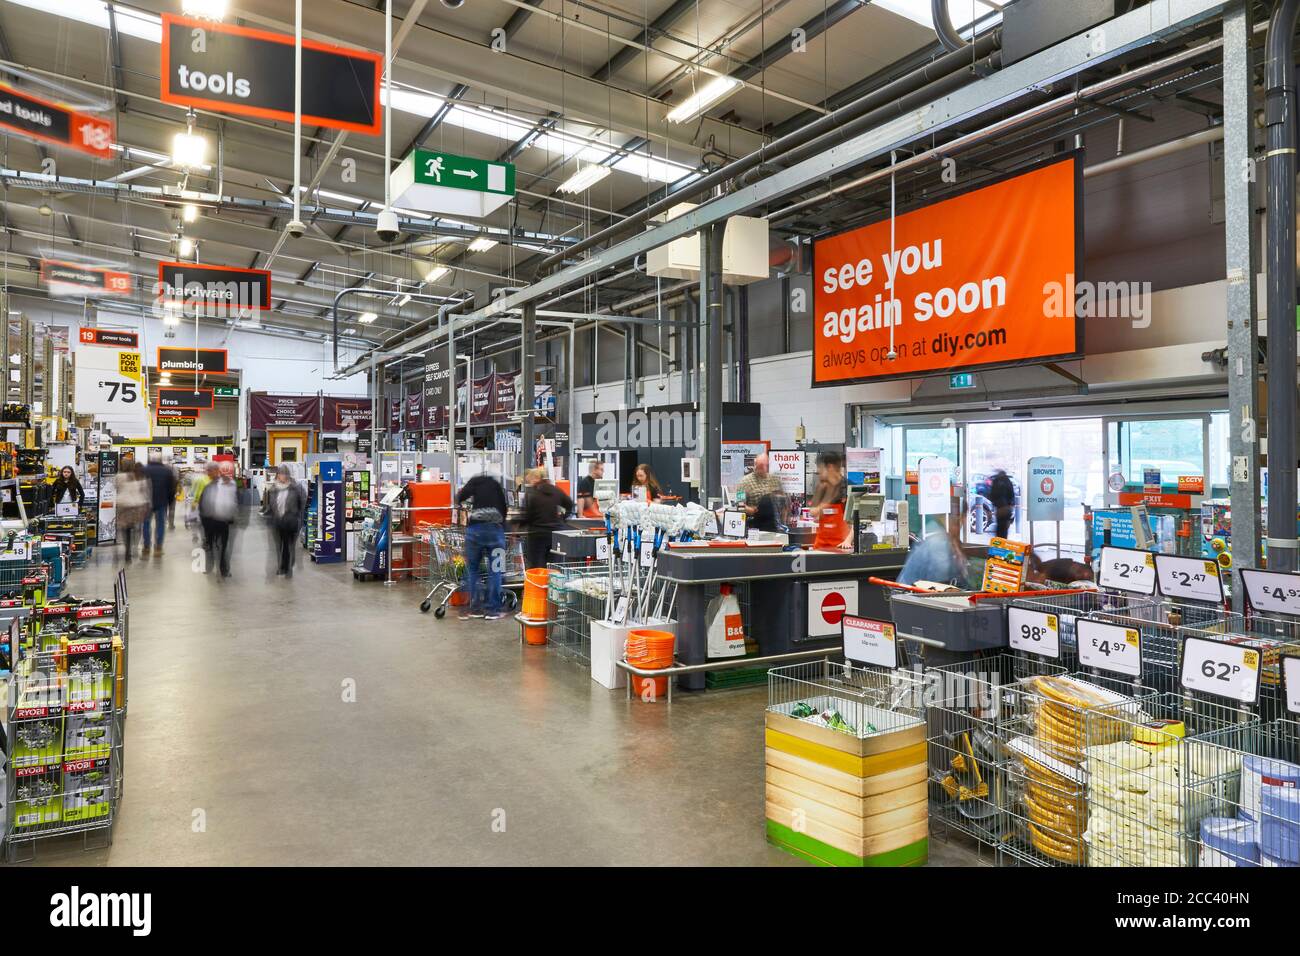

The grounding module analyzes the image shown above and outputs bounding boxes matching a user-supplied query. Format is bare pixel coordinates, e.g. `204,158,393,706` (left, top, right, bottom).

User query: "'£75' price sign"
98,380,138,406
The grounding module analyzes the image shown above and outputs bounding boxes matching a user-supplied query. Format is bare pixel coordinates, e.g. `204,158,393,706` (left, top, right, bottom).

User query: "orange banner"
812,156,1081,385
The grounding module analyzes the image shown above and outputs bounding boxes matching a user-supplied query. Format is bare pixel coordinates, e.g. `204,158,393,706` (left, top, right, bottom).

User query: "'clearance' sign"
812,155,1081,386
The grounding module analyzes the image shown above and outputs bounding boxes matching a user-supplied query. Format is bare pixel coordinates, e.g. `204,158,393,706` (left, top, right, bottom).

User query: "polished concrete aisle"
27,518,977,867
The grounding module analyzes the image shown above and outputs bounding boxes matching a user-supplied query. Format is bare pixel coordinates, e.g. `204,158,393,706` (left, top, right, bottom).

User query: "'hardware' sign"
160,14,382,135
158,262,271,312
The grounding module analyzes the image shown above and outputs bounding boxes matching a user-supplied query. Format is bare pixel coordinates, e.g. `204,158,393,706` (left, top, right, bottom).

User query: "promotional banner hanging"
323,397,373,433
249,393,318,429
470,374,495,425
812,154,1081,386
406,393,423,431
492,371,517,421
389,399,403,434
159,14,382,135
43,261,132,297
75,346,150,437
0,82,113,158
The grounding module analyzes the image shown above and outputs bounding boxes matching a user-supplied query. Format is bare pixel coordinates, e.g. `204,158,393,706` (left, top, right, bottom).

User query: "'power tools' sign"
160,14,382,135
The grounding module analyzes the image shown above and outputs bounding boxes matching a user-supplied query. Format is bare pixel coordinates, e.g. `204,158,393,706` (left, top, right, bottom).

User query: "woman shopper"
519,467,573,570
267,466,305,578
115,461,150,563
629,463,663,502
50,466,85,509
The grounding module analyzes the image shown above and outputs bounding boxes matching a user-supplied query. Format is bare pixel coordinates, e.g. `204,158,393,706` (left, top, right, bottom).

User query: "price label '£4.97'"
1076,618,1142,678
1180,637,1261,704
1097,546,1157,595
1240,569,1300,617
1155,554,1224,604
1008,607,1060,659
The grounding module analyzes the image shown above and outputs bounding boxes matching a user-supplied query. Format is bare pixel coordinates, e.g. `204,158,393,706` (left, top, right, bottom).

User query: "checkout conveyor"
654,546,909,691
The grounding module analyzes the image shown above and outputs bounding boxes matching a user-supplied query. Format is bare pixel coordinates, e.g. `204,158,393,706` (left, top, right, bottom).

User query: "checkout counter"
651,488,908,691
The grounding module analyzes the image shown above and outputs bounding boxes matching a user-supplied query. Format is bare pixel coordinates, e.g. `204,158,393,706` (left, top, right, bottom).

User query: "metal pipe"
534,30,1001,273
770,31,1227,222
1082,125,1224,178
702,223,724,503
1265,0,1300,569
932,0,968,51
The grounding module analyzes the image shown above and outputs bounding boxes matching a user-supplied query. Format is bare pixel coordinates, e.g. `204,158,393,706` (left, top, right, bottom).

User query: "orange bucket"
523,623,548,646
626,629,674,700
523,568,550,620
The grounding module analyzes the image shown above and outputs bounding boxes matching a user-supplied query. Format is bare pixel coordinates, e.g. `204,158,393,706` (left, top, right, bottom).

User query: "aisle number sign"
1097,546,1157,595
1181,637,1261,705
1155,554,1224,604
1076,618,1142,678
841,615,896,669
1007,607,1060,659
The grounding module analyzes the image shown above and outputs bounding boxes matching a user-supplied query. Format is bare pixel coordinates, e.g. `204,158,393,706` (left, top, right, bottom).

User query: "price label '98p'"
1008,607,1059,659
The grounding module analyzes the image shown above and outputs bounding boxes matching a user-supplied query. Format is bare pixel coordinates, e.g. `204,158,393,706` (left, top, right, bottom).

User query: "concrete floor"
18,518,980,866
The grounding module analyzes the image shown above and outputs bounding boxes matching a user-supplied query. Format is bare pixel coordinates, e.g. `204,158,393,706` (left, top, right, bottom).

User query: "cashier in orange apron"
809,450,851,551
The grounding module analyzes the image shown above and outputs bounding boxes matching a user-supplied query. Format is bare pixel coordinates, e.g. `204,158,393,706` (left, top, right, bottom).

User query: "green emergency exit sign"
213,386,239,397
950,372,976,390
390,148,515,219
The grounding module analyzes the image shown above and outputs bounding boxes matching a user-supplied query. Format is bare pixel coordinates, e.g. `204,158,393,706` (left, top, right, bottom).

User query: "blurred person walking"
140,452,177,556
519,467,573,570
199,461,239,577
115,461,150,563
455,469,508,620
267,466,305,578
988,469,1016,539
165,456,181,529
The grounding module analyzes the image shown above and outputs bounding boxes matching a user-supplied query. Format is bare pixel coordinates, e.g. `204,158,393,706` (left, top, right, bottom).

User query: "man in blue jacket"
140,453,178,556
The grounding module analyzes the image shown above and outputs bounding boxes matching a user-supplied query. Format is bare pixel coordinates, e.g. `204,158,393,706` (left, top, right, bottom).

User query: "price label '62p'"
1180,636,1261,704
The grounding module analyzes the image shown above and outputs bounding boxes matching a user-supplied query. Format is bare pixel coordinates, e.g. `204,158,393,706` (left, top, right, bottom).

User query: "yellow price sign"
1126,629,1140,647
1243,650,1259,671
117,352,141,377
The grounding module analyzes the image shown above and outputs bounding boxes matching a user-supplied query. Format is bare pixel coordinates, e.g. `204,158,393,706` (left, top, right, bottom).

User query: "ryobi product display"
12,763,62,828
60,756,112,823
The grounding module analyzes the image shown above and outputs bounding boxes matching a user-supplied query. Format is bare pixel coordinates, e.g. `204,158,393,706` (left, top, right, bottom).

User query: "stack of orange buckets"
521,569,549,645
625,629,675,700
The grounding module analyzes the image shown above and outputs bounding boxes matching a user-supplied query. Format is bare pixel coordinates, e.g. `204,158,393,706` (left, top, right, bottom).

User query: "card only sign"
160,14,382,135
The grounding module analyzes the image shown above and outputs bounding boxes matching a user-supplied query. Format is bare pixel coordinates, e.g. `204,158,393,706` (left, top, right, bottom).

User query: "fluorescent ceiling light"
358,312,377,324
5,0,162,43
873,0,996,30
424,265,449,283
171,132,209,169
181,0,230,20
396,294,412,307
666,76,740,124
181,203,198,223
468,237,498,253
162,302,182,326
557,164,611,194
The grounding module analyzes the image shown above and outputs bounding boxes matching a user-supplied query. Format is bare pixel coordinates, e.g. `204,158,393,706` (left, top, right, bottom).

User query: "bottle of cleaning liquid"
705,583,747,658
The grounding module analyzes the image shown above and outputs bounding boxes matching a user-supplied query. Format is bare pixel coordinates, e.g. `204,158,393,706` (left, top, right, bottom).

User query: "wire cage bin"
765,659,930,867
1080,693,1259,868
1008,590,1162,673
1184,719,1300,867
1000,672,1162,867
5,637,122,862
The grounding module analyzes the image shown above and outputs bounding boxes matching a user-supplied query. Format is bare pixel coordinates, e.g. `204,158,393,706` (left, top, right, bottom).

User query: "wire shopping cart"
417,526,525,617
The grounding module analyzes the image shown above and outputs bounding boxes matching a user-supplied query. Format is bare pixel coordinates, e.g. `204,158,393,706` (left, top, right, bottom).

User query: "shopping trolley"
416,526,525,617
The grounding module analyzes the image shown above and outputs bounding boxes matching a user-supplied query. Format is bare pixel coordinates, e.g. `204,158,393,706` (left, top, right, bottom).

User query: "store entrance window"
903,425,961,475
1107,417,1207,486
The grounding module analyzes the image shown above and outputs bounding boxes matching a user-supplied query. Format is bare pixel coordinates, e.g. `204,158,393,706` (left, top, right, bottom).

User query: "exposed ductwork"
932,0,968,51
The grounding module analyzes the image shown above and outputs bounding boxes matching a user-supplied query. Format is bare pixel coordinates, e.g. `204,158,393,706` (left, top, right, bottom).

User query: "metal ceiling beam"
729,0,869,84
340,0,1233,376
591,0,699,82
